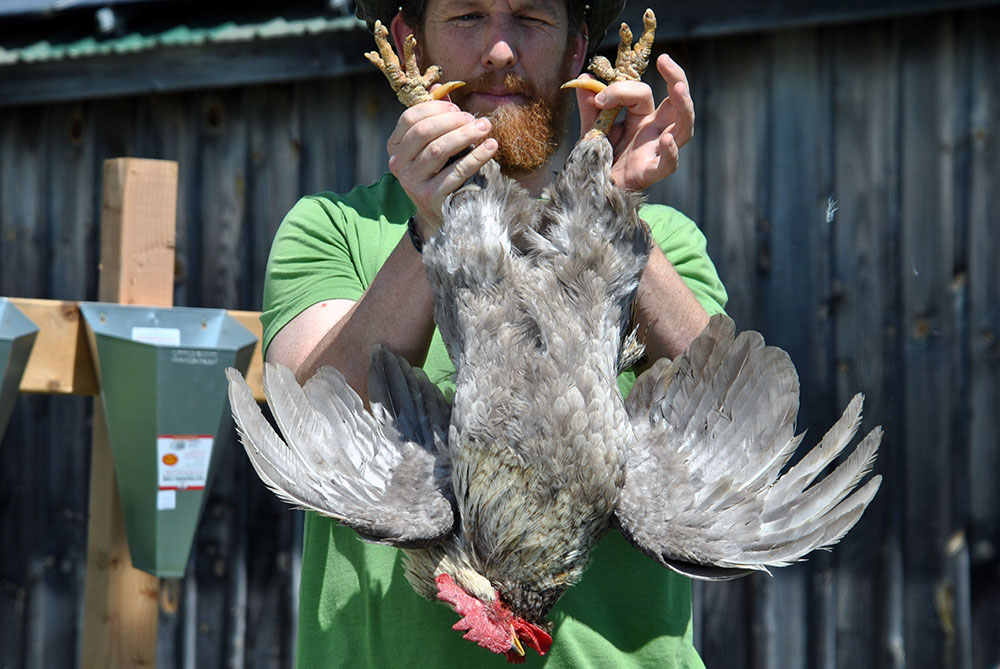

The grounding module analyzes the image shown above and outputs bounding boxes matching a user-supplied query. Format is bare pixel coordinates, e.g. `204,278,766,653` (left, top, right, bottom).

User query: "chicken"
225,10,881,662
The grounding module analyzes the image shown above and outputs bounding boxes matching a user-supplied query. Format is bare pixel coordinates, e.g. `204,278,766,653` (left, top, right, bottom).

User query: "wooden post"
81,158,178,668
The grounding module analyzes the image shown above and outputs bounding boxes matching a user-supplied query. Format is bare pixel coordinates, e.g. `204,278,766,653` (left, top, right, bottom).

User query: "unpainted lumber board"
82,157,177,668
10,298,98,396
98,158,178,306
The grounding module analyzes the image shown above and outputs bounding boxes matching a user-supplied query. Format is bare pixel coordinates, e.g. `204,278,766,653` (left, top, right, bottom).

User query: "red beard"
449,71,571,175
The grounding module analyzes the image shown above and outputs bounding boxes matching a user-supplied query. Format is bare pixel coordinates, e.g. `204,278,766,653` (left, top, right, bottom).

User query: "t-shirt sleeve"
260,194,367,356
642,203,728,315
615,204,728,397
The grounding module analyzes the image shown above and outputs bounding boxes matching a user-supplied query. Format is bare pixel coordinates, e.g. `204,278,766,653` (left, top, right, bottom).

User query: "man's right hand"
386,99,497,241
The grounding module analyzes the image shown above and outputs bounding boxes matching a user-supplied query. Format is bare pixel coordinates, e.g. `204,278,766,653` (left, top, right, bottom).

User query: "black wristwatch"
407,216,424,254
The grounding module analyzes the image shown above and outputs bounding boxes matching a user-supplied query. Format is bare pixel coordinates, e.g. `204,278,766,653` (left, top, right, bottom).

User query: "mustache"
461,72,539,98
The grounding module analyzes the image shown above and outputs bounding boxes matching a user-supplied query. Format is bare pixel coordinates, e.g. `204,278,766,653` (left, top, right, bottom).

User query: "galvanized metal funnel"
0,299,39,444
79,303,257,577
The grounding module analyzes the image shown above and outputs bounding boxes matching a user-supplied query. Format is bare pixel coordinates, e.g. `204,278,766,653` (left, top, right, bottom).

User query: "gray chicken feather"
227,350,454,547
226,134,881,629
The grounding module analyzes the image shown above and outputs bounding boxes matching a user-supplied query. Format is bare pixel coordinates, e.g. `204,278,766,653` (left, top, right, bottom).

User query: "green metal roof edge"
0,13,365,66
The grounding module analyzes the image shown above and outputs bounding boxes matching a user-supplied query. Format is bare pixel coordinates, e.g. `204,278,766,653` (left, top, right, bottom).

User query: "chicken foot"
562,8,658,138
364,20,465,107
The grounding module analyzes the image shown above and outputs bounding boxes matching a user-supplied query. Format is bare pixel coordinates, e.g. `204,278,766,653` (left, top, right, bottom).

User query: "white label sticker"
132,326,181,346
157,489,177,510
157,435,213,490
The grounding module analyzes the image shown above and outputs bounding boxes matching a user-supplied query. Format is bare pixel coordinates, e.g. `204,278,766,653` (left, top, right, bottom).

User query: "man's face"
414,0,586,174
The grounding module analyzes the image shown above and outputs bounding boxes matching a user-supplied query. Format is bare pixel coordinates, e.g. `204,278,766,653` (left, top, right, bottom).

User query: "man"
261,0,727,665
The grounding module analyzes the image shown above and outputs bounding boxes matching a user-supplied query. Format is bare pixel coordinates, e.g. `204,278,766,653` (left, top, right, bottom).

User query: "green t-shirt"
261,174,728,668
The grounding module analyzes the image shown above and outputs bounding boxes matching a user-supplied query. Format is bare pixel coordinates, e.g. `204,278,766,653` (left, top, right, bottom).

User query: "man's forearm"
283,235,436,404
633,244,709,362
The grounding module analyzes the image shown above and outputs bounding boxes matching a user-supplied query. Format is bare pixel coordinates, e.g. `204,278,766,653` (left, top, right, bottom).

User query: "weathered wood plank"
898,15,960,668
830,20,902,669
0,113,35,666
247,85,302,309
243,86,304,665
29,100,100,669
761,29,833,425
1,103,74,669
354,75,399,186
966,7,1000,563
197,90,248,310
299,78,358,197
698,572,753,668
693,34,769,669
1,106,45,299
755,28,831,669
188,442,240,669
965,12,1000,669
645,41,704,226
0,104,54,668
0,32,377,109
243,444,302,667
48,102,99,303
699,35,769,328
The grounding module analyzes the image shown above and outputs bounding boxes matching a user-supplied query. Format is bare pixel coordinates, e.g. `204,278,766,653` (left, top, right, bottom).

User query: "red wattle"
513,618,553,656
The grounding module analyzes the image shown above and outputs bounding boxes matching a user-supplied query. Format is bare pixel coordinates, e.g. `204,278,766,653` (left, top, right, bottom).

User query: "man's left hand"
574,54,695,191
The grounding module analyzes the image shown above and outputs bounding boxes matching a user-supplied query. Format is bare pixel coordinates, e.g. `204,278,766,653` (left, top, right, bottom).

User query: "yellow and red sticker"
157,435,213,510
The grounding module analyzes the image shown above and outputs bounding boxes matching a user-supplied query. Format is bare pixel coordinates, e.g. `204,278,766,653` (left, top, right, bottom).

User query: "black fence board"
699,36,769,331
898,15,961,669
830,20,901,669
966,13,1000,669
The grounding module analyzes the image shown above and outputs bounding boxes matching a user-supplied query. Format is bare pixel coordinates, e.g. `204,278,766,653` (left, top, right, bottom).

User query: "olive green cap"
353,1,628,55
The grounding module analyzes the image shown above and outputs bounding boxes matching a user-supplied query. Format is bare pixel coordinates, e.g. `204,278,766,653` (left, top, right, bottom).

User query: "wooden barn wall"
1,7,998,668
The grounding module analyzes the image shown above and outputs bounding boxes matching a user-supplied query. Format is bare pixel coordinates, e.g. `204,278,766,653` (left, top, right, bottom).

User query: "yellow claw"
560,78,607,94
430,81,466,100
